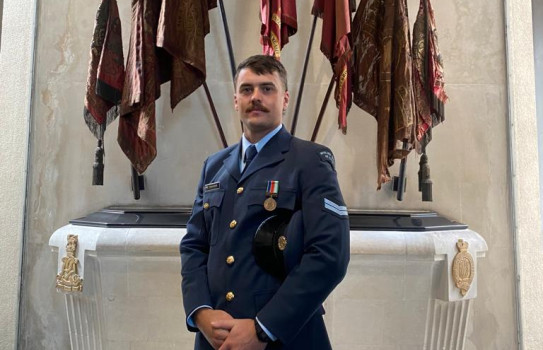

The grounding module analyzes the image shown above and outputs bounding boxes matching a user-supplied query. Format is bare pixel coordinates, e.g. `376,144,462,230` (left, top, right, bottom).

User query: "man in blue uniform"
181,55,350,350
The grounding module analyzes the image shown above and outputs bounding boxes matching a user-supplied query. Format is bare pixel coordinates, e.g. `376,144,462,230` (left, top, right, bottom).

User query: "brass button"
203,203,210,209
237,187,244,194
226,256,235,265
229,220,237,229
226,291,235,301
278,236,287,251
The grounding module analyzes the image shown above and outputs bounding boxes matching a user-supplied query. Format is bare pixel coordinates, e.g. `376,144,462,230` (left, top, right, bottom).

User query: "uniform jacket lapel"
223,143,242,182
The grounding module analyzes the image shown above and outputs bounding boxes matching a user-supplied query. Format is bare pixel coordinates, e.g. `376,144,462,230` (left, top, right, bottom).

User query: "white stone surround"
50,225,487,350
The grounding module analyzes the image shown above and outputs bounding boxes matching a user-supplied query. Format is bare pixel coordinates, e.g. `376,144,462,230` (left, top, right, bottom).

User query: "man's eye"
263,86,273,92
240,87,252,94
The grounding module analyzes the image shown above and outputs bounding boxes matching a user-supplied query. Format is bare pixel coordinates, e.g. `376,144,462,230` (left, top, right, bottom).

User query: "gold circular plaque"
263,197,277,211
277,236,287,251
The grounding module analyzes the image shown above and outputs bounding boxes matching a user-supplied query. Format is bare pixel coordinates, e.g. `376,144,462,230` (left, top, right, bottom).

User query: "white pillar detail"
425,298,472,350
50,222,487,349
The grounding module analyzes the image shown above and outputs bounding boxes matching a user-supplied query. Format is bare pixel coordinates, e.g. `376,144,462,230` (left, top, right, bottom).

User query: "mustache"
246,102,270,113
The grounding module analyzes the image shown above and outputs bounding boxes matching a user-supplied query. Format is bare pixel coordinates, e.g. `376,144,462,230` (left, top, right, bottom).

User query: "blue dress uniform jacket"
180,127,350,349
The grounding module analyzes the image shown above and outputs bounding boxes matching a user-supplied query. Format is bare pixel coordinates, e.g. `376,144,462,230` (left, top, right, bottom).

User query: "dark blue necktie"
244,145,257,171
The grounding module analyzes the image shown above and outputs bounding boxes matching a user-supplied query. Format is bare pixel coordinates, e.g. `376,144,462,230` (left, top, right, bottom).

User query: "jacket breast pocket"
203,189,225,245
247,187,297,211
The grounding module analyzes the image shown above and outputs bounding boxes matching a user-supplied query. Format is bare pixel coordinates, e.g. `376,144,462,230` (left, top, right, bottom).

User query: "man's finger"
211,319,236,330
213,328,229,341
218,341,231,350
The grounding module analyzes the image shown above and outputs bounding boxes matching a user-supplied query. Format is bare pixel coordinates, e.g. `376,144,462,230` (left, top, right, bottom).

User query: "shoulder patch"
319,151,335,170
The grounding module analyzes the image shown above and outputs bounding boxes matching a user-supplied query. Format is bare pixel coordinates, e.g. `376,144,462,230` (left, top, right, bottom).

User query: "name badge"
204,182,220,192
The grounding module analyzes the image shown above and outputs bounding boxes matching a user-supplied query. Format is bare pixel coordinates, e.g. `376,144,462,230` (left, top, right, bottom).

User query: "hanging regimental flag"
260,0,298,60
84,0,125,185
351,0,416,189
118,0,216,174
312,0,353,133
412,0,447,202
412,0,448,143
264,181,279,211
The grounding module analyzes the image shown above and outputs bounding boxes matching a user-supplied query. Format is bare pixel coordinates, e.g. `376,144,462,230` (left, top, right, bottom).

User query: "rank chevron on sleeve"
324,198,348,217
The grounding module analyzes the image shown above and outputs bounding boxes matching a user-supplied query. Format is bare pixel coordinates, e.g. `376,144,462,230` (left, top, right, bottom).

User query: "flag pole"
217,0,244,133
203,82,228,148
310,76,335,142
131,166,141,200
290,15,318,136
396,140,409,201
218,0,236,79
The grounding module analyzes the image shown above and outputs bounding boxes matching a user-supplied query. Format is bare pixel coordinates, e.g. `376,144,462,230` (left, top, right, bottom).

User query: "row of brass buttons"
227,188,242,300
225,254,235,301
203,187,244,302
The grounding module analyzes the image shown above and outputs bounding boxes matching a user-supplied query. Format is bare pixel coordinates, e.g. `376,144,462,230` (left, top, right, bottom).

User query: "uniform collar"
240,124,283,171
242,124,283,154
225,125,291,183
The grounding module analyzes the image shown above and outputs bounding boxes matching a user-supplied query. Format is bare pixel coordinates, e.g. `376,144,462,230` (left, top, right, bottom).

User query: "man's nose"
251,88,262,102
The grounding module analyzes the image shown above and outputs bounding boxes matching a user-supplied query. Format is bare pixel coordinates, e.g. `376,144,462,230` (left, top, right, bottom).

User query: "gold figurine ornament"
56,234,83,292
451,239,474,297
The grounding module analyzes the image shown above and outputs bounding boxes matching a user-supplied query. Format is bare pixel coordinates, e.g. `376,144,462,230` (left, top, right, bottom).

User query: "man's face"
234,68,289,141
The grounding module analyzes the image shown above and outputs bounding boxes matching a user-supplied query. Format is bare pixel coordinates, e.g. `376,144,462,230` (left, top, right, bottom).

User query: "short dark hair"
234,55,288,91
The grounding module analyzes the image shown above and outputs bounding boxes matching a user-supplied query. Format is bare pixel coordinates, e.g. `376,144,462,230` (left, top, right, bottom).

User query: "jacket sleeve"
256,148,350,344
180,159,213,332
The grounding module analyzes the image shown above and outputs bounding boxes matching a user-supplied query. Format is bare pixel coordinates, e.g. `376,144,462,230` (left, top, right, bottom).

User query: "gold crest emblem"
452,239,474,297
56,234,83,292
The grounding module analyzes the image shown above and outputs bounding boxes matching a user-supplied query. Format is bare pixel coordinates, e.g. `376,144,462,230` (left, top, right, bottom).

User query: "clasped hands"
194,309,267,350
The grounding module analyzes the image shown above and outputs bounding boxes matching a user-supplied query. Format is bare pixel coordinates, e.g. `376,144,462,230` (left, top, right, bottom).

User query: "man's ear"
283,91,290,111
234,94,239,111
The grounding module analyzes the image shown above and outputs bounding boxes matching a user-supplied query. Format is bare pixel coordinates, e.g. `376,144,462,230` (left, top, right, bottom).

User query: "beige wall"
505,1,543,349
4,0,539,348
0,0,35,349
